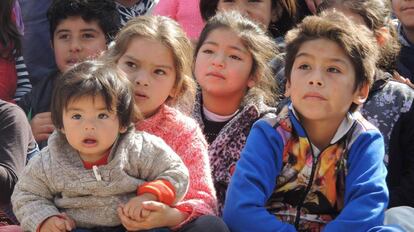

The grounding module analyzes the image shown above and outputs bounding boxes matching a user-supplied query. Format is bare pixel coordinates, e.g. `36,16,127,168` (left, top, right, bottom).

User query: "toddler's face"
392,0,414,31
286,38,366,125
117,37,176,118
61,95,125,162
53,16,107,72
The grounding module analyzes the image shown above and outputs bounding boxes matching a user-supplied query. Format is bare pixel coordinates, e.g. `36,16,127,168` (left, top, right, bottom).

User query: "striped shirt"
115,0,159,26
14,54,32,101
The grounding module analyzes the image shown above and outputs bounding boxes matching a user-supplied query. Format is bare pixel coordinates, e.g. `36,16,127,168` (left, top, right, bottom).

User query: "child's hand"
121,193,157,221
30,112,54,143
141,201,187,228
118,201,188,230
39,213,75,232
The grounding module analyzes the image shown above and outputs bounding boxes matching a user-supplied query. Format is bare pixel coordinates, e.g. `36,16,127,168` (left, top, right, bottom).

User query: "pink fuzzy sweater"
153,0,204,40
136,104,217,227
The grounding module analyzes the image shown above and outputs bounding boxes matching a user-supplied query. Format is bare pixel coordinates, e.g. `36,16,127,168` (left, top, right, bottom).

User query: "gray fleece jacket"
11,129,189,231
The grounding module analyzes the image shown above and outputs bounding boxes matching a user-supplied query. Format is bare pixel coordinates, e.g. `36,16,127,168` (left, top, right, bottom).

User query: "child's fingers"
60,213,75,230
122,203,131,217
140,208,151,218
118,207,145,230
131,205,142,220
52,218,67,232
64,219,74,231
142,201,164,212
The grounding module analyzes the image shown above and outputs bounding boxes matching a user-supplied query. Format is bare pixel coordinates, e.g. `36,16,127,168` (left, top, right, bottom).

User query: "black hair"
0,0,21,59
47,0,120,43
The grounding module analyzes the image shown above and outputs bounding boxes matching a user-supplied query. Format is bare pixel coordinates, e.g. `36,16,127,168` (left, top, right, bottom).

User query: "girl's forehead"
204,28,247,48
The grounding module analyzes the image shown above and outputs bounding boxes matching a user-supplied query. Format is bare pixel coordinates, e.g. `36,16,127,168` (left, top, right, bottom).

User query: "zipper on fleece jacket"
293,136,320,229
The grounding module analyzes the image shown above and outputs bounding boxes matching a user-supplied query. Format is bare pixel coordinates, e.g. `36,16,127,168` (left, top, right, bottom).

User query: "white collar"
203,106,239,122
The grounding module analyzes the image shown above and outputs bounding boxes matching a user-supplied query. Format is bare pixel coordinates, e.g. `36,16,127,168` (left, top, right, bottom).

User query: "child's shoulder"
128,128,172,150
347,112,382,147
354,111,380,133
162,105,202,133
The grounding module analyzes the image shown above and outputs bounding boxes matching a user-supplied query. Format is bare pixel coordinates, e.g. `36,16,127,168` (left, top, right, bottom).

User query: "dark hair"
104,15,196,114
194,11,278,106
47,0,120,43
199,0,298,38
0,0,21,59
51,60,138,130
317,0,400,73
284,12,378,112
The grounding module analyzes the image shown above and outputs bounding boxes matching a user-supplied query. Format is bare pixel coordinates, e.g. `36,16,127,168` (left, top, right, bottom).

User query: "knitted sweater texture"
136,105,217,227
11,129,189,231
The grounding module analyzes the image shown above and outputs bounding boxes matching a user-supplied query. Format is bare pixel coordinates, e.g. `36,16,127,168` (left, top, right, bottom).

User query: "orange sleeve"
137,180,176,206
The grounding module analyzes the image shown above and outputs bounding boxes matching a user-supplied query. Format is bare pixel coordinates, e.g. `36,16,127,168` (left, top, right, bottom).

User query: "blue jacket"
223,105,388,232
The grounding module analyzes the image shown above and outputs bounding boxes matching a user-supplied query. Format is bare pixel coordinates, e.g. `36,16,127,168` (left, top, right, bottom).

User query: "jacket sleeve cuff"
137,180,176,206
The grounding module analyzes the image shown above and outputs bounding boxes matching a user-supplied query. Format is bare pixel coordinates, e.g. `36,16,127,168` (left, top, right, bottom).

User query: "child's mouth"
67,59,79,66
83,139,97,146
135,92,149,99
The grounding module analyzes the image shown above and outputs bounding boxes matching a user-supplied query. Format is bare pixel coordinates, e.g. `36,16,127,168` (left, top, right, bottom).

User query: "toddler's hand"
39,213,75,232
122,193,157,221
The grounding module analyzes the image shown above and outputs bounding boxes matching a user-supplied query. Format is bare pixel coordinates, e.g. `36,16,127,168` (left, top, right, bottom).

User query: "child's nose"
212,54,225,68
308,70,324,87
69,39,81,52
83,120,96,131
134,71,150,86
234,4,250,18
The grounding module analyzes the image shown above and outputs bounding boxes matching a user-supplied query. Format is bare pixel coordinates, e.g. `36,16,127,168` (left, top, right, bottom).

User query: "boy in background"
17,0,120,149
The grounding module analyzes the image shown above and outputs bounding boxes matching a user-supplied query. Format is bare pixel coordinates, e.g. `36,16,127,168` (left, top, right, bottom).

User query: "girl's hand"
141,201,188,228
118,201,188,230
121,193,157,221
117,206,149,231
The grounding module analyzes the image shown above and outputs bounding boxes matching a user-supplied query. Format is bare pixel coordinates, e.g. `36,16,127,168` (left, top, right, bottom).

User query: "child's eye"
298,64,311,70
82,33,96,39
202,49,214,54
154,69,166,75
229,55,242,61
248,0,263,2
327,67,341,73
98,113,109,119
71,114,81,120
125,61,137,69
57,34,69,40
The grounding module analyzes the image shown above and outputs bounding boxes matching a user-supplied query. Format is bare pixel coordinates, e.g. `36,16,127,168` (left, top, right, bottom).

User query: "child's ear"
247,75,256,88
284,79,291,97
353,84,370,105
119,126,127,134
169,87,177,98
375,27,390,47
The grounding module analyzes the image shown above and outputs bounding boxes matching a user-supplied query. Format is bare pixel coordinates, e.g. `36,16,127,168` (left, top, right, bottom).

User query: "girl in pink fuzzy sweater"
153,0,204,41
104,15,229,232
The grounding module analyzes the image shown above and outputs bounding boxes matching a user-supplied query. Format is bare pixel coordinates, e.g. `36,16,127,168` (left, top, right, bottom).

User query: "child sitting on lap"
12,60,189,232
